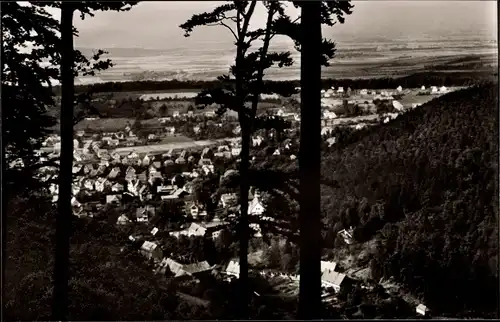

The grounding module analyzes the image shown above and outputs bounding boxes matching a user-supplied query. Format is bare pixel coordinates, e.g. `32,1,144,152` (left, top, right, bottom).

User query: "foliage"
1,2,132,196
3,194,209,320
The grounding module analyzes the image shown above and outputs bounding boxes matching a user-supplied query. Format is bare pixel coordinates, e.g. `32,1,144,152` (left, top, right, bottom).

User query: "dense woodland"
245,83,499,318
319,83,498,318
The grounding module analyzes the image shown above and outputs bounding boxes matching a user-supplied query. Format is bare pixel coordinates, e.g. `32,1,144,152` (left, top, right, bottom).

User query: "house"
249,223,262,237
96,164,107,176
182,261,213,276
189,204,199,217
430,86,438,94
148,172,163,186
421,85,426,91
108,139,119,147
163,149,174,159
290,154,297,160
110,151,121,161
193,126,201,134
273,149,280,156
416,304,429,316
338,227,355,244
225,260,240,278
72,184,81,196
439,86,448,93
201,164,214,175
396,85,403,92
106,194,122,204
83,164,94,175
139,241,163,261
392,100,404,111
165,126,176,135
88,169,99,178
321,270,346,292
142,155,151,166
175,154,186,165
157,184,176,194
72,206,86,218
111,182,124,193
137,171,147,184
72,165,82,174
155,257,185,276
321,261,337,273
218,145,230,153
360,89,368,96
161,188,188,200
231,147,241,156
205,110,216,117
326,137,337,147
97,149,111,161
138,185,151,202
337,86,344,93
172,111,180,118
201,147,212,159
147,133,156,141
73,151,84,162
116,214,132,226
199,158,213,167
71,197,81,208
220,193,238,208
136,205,155,223
83,179,95,191
248,193,265,216
128,180,140,196
152,161,162,169
170,222,207,238
323,110,337,119
252,136,263,147
95,178,110,192
125,166,137,181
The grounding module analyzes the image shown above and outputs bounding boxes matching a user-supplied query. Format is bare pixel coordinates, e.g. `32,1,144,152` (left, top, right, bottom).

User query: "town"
31,84,459,317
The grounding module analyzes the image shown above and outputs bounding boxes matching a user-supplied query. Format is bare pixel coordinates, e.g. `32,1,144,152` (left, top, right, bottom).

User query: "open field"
113,137,239,156
74,118,135,132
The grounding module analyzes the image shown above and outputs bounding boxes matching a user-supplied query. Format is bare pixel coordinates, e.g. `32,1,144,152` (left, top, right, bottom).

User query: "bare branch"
220,22,238,41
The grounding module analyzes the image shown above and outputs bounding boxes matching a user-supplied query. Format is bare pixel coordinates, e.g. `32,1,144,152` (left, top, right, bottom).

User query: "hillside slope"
320,83,498,317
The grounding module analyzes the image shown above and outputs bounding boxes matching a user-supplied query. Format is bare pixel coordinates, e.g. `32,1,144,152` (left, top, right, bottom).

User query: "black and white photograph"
2,0,499,320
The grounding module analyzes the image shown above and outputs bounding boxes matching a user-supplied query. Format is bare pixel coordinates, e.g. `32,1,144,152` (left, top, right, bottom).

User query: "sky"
43,1,498,49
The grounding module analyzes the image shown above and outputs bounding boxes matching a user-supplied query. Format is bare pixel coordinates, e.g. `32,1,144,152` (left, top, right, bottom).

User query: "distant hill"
320,83,498,318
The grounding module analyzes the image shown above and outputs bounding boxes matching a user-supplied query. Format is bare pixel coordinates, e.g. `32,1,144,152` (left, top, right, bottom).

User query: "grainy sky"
46,1,497,48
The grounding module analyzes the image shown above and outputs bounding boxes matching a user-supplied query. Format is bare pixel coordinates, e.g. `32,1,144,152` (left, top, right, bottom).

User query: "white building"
392,100,404,111
225,260,240,278
416,304,429,316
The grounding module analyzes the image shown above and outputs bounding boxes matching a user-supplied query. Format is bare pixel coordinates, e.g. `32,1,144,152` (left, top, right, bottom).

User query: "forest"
319,83,498,318
63,70,497,95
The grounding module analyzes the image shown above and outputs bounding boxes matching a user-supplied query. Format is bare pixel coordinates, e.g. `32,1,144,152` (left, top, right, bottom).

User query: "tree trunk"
52,4,74,320
238,126,251,318
299,1,322,319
